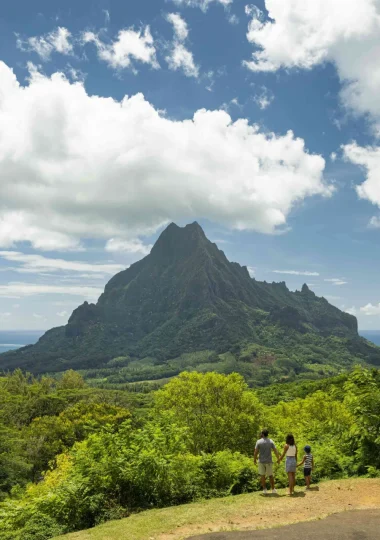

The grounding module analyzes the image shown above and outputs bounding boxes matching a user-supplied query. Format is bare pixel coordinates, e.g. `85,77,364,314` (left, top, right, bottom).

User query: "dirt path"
159,479,380,540
187,510,380,539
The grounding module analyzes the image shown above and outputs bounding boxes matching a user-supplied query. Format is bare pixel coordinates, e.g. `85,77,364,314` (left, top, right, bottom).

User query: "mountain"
1,222,379,385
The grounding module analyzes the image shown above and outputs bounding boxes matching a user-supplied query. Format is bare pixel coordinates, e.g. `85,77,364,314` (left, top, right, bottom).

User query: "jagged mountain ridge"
0,222,375,376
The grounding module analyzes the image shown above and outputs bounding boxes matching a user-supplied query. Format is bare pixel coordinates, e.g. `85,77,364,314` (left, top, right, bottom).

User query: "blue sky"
1,0,380,330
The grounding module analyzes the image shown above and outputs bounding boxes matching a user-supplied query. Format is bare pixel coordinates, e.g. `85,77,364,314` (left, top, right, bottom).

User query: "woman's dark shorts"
304,467,312,477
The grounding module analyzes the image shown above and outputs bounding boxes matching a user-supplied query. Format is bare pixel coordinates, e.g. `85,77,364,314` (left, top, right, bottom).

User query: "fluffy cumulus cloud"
171,0,232,11
165,13,199,77
17,27,73,61
244,0,380,123
243,0,380,222
83,26,159,71
0,61,331,251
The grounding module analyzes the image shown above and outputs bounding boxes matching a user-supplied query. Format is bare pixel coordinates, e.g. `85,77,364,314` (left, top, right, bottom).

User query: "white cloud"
243,0,380,132
253,86,274,110
57,310,68,317
0,283,102,299
166,13,189,41
0,251,124,275
0,312,11,320
83,26,159,70
343,144,380,225
228,14,239,25
360,303,380,316
166,43,199,77
17,27,73,61
330,152,337,162
170,0,232,11
0,212,81,251
369,216,380,229
165,13,199,77
103,9,111,25
67,66,86,82
345,306,357,316
273,270,319,276
324,278,348,286
221,97,243,112
247,266,255,277
33,313,46,320
0,62,331,251
105,238,152,255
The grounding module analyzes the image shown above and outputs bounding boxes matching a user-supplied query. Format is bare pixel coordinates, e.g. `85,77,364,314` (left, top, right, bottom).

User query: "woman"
278,434,297,495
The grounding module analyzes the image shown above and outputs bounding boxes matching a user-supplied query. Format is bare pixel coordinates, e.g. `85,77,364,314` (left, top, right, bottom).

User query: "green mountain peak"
0,222,379,381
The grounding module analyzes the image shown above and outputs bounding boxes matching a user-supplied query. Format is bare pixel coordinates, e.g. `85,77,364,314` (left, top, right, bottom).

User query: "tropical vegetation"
0,366,379,540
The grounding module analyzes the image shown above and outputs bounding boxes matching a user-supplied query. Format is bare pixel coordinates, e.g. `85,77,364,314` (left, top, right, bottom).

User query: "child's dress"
285,445,297,473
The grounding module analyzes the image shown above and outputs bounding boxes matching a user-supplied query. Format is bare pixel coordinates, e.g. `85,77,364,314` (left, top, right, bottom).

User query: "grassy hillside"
56,478,380,540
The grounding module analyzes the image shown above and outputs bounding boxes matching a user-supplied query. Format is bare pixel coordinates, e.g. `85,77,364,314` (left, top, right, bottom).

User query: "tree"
154,372,263,454
343,367,380,472
58,370,85,390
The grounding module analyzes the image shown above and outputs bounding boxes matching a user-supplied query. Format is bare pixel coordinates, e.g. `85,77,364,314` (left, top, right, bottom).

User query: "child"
278,434,297,496
297,445,314,490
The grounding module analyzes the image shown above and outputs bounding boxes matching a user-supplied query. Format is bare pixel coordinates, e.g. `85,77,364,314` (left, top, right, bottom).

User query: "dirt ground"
159,479,380,540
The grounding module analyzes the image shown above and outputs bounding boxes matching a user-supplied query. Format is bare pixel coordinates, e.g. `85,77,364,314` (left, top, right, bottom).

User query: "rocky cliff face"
0,222,367,375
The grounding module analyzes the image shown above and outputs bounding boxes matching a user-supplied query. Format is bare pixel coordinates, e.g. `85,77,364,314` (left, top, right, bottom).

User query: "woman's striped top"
304,454,313,468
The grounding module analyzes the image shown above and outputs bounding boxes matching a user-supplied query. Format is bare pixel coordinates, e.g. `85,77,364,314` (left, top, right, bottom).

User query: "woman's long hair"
286,433,295,446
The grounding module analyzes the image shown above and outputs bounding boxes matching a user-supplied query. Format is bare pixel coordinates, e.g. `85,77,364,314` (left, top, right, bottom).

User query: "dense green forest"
0,367,379,540
74,329,380,389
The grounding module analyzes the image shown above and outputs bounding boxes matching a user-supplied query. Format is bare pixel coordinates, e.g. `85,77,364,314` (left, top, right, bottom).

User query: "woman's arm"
278,444,288,463
297,456,305,467
295,445,298,461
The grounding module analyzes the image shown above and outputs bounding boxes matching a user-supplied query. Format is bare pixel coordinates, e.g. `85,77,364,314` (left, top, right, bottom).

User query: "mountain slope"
1,222,379,379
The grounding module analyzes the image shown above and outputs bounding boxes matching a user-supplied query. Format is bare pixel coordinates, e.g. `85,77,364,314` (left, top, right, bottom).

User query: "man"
254,429,279,494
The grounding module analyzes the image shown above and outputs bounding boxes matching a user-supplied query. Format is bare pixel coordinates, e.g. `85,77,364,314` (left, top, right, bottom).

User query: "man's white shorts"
258,462,273,476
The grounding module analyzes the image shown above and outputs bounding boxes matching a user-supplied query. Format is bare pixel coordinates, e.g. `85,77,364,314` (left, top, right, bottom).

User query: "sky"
1,0,380,330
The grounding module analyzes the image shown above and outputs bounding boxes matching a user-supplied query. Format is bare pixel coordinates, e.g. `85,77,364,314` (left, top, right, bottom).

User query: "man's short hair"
261,429,269,437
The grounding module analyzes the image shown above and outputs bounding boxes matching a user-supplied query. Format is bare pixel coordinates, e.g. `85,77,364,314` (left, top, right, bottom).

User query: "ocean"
360,330,380,346
0,331,44,354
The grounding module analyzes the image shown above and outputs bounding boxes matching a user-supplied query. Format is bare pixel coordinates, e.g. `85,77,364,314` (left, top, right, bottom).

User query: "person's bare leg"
261,475,266,490
306,475,311,489
269,475,275,490
287,472,292,494
291,472,295,494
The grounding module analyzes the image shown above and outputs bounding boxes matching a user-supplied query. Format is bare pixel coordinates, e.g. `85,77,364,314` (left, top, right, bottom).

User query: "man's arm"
253,447,259,464
272,442,280,460
277,444,287,463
